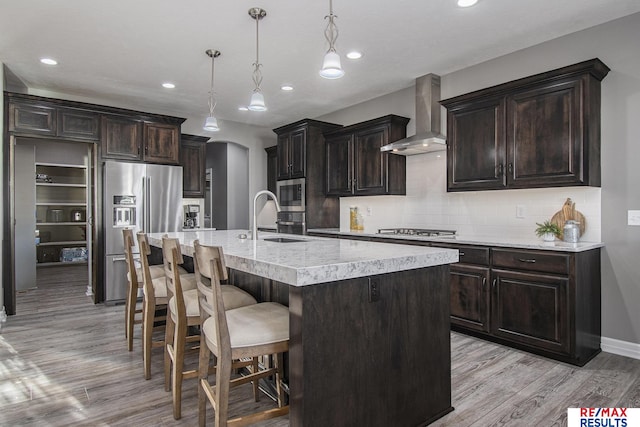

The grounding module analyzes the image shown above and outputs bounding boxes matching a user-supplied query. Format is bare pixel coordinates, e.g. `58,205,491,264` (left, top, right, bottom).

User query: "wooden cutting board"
550,198,586,238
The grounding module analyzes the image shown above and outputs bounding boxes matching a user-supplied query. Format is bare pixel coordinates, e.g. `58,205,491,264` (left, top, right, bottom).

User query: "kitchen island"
147,230,458,427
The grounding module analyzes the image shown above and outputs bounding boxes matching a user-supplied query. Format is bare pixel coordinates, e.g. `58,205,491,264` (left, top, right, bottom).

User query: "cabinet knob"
508,163,513,174
492,278,497,289
482,277,486,290
518,258,536,263
497,164,504,177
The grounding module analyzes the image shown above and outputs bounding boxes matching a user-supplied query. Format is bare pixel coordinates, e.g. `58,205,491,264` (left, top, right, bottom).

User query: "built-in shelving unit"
35,162,90,267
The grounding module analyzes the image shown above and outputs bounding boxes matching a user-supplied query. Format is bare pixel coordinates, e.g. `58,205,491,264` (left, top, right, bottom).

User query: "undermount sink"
263,237,306,243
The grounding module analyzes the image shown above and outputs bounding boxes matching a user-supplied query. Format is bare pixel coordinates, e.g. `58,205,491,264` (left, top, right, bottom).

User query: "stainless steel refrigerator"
103,161,183,303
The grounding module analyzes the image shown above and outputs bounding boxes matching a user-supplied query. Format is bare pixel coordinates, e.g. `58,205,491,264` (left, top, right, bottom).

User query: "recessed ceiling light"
40,58,58,65
281,85,294,91
346,51,363,60
238,106,249,111
457,0,478,7
162,82,175,89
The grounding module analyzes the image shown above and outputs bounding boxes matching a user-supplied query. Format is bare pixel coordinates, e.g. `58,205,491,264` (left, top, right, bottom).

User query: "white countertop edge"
306,229,604,252
147,230,458,286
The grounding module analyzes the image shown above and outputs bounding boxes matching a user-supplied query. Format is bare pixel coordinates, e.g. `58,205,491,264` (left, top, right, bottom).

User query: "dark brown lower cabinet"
490,269,569,354
450,264,491,333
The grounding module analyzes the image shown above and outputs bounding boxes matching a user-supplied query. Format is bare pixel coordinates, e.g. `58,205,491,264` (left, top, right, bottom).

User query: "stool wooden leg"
252,357,260,402
215,353,232,427
198,335,211,427
164,312,175,392
142,295,154,380
172,317,187,420
276,352,285,408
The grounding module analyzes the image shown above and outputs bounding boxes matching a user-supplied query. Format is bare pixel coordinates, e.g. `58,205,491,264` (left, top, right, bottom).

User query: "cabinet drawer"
433,244,489,266
492,249,569,275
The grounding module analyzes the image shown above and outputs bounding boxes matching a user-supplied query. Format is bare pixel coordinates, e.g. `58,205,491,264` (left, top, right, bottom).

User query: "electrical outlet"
368,278,379,302
628,210,640,226
516,205,526,218
366,206,372,216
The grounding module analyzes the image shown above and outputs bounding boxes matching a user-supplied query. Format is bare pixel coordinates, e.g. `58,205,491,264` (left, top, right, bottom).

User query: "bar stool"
194,240,290,427
137,231,198,380
163,236,258,420
123,229,187,351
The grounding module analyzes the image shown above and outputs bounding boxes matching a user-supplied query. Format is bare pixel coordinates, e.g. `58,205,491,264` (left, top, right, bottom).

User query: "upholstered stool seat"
202,302,289,349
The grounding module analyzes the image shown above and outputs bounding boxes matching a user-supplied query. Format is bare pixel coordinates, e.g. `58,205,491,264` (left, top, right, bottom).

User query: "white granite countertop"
307,228,604,253
147,230,458,287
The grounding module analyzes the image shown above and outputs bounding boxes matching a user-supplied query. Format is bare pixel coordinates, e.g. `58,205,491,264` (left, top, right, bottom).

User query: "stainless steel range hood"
380,73,446,155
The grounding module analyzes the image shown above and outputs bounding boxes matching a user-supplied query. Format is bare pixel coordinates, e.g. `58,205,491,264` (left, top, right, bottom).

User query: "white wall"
320,12,640,346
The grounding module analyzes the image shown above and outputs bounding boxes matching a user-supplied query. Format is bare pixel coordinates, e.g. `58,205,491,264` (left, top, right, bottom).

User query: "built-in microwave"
276,178,305,212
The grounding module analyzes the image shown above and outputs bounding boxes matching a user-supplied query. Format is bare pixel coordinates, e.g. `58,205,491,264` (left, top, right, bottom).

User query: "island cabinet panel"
180,134,207,198
324,114,409,196
441,58,609,192
57,108,100,141
143,122,180,164
101,115,143,161
9,102,57,135
288,267,452,427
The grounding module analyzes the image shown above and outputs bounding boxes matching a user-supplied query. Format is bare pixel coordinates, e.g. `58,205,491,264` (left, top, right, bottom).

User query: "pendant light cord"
209,54,216,115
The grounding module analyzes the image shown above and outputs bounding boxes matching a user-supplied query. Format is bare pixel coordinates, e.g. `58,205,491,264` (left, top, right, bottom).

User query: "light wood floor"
2,269,639,426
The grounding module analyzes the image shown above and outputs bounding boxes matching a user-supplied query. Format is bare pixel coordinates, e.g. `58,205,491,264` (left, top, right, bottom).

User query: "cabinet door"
57,109,100,141
491,269,569,354
447,98,506,191
450,264,490,332
325,134,352,196
276,134,291,180
289,128,307,178
353,124,387,195
101,116,142,160
9,103,56,135
180,140,206,198
507,78,584,187
265,146,277,193
143,122,180,164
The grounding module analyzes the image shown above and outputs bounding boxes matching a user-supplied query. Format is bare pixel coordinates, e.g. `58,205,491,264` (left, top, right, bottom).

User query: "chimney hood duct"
380,73,446,156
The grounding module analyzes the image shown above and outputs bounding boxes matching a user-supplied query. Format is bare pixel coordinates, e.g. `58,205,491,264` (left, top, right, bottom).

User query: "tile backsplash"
340,154,601,242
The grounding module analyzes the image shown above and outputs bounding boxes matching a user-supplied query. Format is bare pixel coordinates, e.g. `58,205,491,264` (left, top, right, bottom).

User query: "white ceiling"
2,0,639,129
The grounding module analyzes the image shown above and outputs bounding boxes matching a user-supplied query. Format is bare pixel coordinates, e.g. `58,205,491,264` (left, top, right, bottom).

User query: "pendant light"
203,49,221,131
248,8,267,112
319,0,344,79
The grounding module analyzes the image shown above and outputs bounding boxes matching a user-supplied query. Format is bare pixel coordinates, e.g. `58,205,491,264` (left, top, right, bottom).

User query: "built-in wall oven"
276,178,306,234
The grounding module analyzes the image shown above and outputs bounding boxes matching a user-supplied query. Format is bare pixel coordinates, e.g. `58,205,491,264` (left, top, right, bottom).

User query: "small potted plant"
535,220,562,242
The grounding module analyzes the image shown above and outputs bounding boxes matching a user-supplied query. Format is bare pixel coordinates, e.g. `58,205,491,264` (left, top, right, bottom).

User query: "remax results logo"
567,408,639,426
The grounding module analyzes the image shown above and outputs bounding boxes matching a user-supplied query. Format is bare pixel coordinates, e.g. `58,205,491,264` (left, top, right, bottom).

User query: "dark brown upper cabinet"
8,101,100,141
180,134,207,198
143,122,180,165
102,117,182,164
265,146,277,193
441,58,609,192
101,115,143,161
273,119,342,181
325,115,410,196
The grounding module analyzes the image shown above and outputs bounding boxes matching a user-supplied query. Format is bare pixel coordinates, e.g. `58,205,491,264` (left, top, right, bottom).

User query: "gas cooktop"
377,228,457,238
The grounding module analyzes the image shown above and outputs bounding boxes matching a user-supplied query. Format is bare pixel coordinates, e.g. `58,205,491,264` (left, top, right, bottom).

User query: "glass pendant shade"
203,116,219,131
248,90,267,111
319,50,345,79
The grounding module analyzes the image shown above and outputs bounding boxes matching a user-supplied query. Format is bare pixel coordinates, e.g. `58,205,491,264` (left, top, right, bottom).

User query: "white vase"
542,232,556,242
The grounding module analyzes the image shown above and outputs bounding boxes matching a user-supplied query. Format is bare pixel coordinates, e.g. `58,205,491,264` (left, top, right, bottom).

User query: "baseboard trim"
601,336,640,360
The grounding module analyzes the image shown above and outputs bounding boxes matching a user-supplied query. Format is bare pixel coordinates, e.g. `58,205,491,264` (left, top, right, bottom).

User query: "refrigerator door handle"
146,176,152,233
141,176,147,233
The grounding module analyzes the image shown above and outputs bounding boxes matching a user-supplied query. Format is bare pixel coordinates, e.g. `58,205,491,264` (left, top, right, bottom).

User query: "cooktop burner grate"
377,228,457,237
